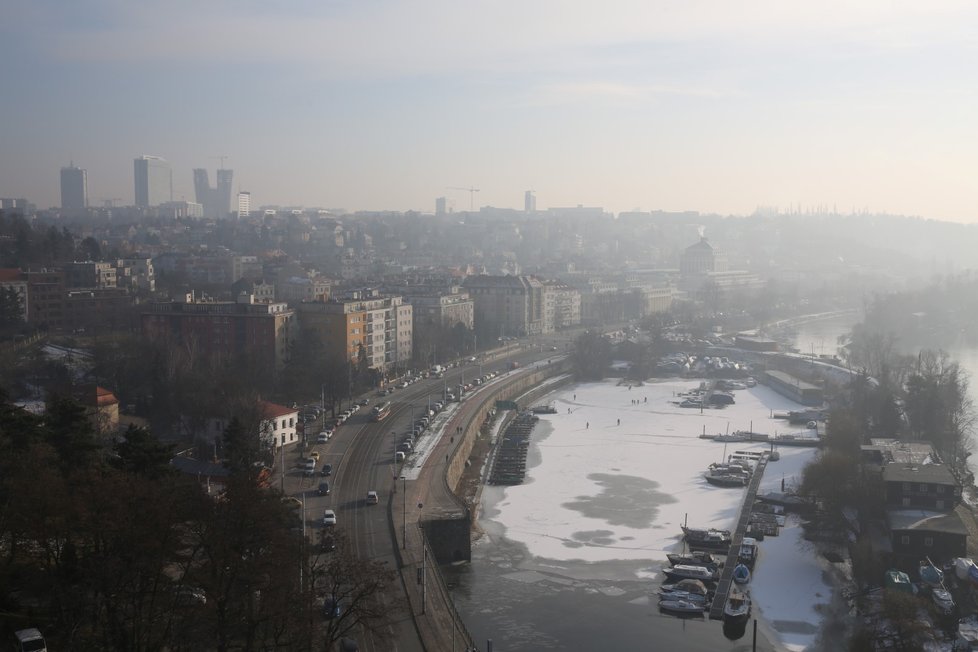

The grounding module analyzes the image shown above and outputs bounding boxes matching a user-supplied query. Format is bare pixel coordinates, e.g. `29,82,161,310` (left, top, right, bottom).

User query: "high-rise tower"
60,163,88,212
193,167,234,218
134,156,172,207
524,190,536,213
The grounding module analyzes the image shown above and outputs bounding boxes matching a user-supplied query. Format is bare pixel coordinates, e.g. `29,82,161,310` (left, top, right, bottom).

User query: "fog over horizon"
3,1,978,221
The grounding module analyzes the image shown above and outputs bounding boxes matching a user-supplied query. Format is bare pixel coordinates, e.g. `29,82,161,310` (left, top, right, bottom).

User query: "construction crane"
447,186,480,212
210,155,229,169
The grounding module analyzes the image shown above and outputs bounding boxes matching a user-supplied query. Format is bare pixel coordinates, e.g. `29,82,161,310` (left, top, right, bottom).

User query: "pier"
709,453,770,620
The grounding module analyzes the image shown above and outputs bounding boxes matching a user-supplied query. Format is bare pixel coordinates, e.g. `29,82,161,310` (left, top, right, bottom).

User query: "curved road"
283,334,580,650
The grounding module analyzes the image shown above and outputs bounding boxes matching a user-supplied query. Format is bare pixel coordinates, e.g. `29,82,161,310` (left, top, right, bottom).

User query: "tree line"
0,390,398,651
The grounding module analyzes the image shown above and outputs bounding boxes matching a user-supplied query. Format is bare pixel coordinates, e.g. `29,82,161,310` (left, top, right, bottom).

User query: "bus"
371,401,392,422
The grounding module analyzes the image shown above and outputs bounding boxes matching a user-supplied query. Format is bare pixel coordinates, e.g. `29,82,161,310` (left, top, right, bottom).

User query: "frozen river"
449,378,838,651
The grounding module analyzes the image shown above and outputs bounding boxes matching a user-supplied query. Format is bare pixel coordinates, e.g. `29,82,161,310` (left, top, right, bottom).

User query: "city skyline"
3,1,978,221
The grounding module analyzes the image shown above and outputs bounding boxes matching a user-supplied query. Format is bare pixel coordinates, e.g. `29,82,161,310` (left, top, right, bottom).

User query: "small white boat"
663,564,718,583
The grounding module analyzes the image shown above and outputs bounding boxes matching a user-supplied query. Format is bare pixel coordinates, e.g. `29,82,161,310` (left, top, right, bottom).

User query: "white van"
14,629,47,652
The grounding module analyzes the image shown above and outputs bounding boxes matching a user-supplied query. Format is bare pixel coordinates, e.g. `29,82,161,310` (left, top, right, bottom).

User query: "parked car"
357,398,369,406
323,509,337,527
309,451,320,461
317,431,331,444
318,481,330,496
323,595,342,619
321,463,333,476
366,491,379,505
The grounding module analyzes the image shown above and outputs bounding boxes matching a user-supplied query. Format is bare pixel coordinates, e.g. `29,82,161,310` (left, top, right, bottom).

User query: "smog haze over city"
9,3,978,652
3,0,978,220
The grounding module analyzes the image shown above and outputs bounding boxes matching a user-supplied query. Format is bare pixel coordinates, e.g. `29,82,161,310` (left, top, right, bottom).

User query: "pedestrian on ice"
617,418,620,426
586,422,589,429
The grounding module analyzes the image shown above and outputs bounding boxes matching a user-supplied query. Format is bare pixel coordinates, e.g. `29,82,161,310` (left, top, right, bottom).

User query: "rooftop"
882,463,957,485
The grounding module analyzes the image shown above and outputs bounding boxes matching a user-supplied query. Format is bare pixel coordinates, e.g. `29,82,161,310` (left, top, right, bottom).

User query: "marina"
454,377,834,651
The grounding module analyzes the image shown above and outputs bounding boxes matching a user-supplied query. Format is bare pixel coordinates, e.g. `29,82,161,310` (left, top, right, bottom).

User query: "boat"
657,590,708,604
723,587,751,623
919,558,944,589
659,599,707,615
737,537,758,569
682,526,732,551
772,434,822,448
530,404,557,414
714,432,748,443
660,579,710,596
704,471,748,487
662,564,719,583
733,563,751,584
932,588,955,615
666,551,719,569
954,558,978,587
755,492,816,513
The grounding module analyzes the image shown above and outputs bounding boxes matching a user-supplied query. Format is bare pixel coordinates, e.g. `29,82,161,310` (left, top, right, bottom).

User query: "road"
277,333,582,650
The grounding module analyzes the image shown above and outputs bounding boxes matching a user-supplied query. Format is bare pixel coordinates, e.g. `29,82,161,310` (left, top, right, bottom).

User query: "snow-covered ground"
483,378,834,651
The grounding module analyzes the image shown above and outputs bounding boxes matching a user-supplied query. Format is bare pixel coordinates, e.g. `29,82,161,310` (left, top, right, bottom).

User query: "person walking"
586,422,589,429
617,418,620,426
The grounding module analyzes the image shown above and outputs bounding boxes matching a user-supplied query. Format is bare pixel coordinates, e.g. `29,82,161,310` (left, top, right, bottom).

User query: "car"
357,398,369,406
400,382,408,389
173,585,207,606
282,496,302,509
323,509,337,526
321,463,333,476
350,405,359,413
318,481,330,496
550,345,558,351
366,490,379,505
395,451,406,462
323,595,343,619
302,458,317,470
398,442,413,453
310,451,320,461
303,467,316,477
317,431,330,444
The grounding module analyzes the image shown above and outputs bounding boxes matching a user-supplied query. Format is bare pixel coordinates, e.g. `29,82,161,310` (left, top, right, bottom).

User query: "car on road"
302,458,317,470
318,481,330,496
366,491,379,505
323,509,337,527
309,450,320,461
357,398,369,406
316,431,331,443
321,463,333,476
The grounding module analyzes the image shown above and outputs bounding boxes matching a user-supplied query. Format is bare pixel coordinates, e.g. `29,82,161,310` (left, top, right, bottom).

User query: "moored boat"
932,587,955,615
723,587,751,623
737,537,758,569
659,598,707,615
660,579,710,596
657,590,708,604
919,558,944,589
682,526,733,551
704,470,749,487
667,551,719,569
662,564,719,583
733,563,751,584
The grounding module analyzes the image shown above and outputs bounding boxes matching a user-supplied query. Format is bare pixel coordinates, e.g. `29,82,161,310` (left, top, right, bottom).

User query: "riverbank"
451,378,842,651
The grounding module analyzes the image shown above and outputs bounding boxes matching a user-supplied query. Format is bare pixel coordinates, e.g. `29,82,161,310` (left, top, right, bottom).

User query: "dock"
708,453,770,620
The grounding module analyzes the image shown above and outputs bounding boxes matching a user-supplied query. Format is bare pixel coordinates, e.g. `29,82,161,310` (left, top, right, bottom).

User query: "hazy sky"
3,1,978,220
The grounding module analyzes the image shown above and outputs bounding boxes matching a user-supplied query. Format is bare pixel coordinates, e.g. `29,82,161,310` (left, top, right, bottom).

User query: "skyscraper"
524,190,536,213
134,156,172,207
193,167,234,218
237,191,251,219
435,196,447,216
60,163,88,212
